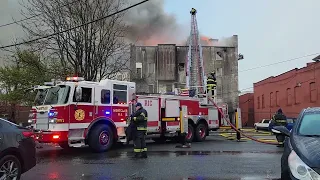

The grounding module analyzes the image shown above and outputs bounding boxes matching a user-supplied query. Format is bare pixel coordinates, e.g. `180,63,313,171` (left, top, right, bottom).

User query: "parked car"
273,107,320,180
269,117,297,132
0,118,36,180
254,119,271,130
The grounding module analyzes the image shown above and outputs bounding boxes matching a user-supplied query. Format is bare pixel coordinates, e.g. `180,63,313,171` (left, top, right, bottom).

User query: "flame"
200,35,214,46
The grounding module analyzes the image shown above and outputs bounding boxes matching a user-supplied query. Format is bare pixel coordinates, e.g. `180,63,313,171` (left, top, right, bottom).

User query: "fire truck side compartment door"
165,100,180,117
208,108,219,129
136,97,160,132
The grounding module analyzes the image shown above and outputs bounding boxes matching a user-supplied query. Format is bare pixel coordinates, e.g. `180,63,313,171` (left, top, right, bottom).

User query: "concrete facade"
253,61,320,122
239,93,254,127
129,35,239,112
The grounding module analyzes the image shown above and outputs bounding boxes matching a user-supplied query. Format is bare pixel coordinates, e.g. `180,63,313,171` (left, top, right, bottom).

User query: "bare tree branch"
18,0,131,81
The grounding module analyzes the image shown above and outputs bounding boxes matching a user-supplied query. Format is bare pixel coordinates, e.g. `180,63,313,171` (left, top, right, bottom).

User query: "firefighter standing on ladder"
130,102,148,158
206,72,217,96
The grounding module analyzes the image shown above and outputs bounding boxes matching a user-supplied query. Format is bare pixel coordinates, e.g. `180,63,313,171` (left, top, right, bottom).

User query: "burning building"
129,35,240,113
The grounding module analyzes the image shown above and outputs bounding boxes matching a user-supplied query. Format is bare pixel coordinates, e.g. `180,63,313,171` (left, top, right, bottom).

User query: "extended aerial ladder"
181,8,217,105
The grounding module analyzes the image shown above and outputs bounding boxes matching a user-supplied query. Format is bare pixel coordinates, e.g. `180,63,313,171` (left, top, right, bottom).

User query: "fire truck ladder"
185,8,216,105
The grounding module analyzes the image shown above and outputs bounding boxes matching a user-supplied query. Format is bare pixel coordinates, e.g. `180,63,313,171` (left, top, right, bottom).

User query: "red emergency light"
66,77,85,82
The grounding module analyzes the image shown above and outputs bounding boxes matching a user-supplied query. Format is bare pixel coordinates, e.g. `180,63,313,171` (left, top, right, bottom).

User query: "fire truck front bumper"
33,130,68,143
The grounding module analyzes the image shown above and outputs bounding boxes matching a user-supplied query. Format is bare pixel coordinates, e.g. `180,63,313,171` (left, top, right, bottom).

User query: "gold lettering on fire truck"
113,109,127,117
74,109,85,121
38,106,49,111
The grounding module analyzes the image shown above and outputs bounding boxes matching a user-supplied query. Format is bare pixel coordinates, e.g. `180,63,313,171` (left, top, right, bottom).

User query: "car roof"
0,118,18,126
304,107,320,113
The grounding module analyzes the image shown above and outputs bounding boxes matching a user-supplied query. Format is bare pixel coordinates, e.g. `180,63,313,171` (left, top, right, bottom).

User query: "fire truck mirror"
75,86,82,102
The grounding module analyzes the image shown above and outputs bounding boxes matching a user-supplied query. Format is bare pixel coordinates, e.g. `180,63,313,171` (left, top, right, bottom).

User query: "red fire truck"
29,77,221,152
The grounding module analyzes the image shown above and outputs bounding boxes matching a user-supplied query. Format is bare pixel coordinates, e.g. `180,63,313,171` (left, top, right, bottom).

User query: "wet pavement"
21,135,282,180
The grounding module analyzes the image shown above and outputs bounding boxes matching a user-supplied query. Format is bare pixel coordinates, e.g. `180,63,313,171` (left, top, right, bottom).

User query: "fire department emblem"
74,109,85,121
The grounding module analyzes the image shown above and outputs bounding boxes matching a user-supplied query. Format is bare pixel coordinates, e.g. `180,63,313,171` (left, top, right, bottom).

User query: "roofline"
253,61,319,86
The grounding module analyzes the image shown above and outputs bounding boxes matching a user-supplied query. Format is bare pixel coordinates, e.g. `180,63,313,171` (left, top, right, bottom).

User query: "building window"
148,84,154,93
178,63,185,71
294,86,301,104
310,82,317,102
270,92,274,107
136,62,142,78
262,94,265,108
113,84,127,104
286,88,292,106
257,96,260,109
275,91,279,106
101,89,111,104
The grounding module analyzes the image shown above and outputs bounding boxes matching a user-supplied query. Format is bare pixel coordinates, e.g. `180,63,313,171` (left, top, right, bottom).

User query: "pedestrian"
130,102,148,158
271,108,287,147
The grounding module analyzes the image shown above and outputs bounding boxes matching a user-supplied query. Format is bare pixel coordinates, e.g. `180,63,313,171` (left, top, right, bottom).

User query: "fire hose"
208,98,279,145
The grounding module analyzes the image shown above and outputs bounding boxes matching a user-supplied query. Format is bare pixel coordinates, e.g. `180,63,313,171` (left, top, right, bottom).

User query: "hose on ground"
208,98,279,145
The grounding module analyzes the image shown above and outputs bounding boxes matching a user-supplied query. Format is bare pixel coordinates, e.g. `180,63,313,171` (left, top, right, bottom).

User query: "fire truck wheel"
88,124,114,152
195,123,207,142
186,124,194,143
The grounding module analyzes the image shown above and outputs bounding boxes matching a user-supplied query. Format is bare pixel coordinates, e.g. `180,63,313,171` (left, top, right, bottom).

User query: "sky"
1,0,320,91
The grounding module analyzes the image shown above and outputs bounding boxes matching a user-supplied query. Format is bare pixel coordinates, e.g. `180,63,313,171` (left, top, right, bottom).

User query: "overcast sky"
1,0,320,91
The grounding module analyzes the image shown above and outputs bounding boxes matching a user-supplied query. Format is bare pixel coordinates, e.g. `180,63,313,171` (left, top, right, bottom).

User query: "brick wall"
239,93,254,126
253,61,320,122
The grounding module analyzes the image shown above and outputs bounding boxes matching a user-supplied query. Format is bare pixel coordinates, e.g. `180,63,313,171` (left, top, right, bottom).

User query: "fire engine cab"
29,77,220,152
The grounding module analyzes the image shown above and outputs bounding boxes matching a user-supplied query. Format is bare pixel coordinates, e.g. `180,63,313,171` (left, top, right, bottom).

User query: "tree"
19,0,130,81
0,50,52,121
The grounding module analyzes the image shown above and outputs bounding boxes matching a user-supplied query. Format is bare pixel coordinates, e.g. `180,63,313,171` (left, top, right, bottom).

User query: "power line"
239,53,320,72
0,0,150,49
0,0,80,28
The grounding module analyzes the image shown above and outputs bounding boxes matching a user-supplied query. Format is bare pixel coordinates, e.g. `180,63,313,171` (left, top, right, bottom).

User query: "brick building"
239,92,254,126
253,60,320,122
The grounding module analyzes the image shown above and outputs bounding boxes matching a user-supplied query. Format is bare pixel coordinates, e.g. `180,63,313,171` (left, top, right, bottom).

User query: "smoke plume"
123,0,187,45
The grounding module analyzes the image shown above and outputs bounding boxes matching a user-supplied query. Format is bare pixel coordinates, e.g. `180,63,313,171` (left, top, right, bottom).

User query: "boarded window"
294,86,301,104
276,91,279,106
136,68,142,78
262,94,265,108
148,84,154,93
148,63,155,74
257,96,260,109
270,92,274,107
310,82,317,102
287,88,292,105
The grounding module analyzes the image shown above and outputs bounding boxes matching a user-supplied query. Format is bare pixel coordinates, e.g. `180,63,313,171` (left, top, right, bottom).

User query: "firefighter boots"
141,151,148,158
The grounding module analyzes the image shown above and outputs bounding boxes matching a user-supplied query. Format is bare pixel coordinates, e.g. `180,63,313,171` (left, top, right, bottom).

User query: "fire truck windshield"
34,88,49,106
43,85,71,105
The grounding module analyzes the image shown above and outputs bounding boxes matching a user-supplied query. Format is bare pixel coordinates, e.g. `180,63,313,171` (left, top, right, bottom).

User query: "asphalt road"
21,134,283,180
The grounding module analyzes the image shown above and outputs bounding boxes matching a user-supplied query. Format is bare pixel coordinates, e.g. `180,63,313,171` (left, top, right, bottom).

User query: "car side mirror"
75,86,82,102
272,126,290,137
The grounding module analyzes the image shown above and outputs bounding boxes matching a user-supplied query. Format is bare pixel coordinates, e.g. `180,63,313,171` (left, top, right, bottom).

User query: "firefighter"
131,102,148,158
271,108,287,147
190,8,197,15
206,72,217,96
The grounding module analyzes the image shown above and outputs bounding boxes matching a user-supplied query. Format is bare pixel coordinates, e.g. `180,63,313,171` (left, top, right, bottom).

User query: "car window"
264,120,270,123
298,114,320,136
0,118,27,130
287,118,293,123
